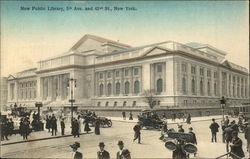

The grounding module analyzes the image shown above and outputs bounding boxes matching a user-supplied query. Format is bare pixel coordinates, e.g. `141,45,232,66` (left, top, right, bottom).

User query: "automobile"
138,110,164,130
83,115,112,128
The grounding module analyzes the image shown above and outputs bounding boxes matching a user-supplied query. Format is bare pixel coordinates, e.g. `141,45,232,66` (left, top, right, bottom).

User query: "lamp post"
67,78,77,121
220,96,226,120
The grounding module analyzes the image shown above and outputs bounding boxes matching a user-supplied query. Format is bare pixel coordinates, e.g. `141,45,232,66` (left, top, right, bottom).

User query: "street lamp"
67,78,77,121
220,96,226,120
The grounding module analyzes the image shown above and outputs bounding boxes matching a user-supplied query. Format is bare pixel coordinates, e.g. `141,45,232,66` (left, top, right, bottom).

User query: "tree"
143,89,157,109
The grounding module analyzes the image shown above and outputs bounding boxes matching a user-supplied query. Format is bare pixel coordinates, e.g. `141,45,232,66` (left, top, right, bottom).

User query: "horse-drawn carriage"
138,110,164,130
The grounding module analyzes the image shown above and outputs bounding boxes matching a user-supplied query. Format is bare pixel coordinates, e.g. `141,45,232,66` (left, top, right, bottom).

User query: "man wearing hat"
133,122,142,144
188,127,197,157
116,141,131,159
209,118,220,142
97,142,110,159
70,142,82,159
230,131,245,159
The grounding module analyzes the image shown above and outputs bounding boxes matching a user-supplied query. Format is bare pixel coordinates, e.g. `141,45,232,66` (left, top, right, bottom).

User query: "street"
1,118,248,158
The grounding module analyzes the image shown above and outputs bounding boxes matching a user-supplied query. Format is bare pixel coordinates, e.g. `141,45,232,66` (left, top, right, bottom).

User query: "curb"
1,132,93,146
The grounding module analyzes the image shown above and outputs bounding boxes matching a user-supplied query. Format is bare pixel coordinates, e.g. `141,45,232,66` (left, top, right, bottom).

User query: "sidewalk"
0,122,91,146
1,115,224,146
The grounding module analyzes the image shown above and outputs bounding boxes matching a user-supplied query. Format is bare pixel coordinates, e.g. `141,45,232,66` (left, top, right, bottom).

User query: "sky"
1,1,249,77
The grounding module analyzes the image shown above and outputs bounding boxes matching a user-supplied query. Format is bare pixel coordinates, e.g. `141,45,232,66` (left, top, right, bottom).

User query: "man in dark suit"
188,127,197,157
97,142,110,159
60,118,65,135
209,118,220,142
70,142,83,159
116,140,131,159
51,114,57,136
133,122,141,144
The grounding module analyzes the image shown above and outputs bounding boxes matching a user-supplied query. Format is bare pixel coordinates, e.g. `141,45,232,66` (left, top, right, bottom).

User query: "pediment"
221,60,232,68
7,75,16,80
70,34,131,53
142,46,169,57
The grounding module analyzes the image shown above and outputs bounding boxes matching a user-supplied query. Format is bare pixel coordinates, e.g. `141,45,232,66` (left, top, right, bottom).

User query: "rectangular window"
107,72,111,78
207,70,211,77
115,71,120,77
134,68,139,75
191,66,196,74
125,69,129,76
99,73,103,79
200,68,204,76
157,64,162,73
182,64,187,72
214,72,217,78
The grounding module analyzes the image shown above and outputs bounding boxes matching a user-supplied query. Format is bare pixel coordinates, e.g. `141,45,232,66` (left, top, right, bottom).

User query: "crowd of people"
0,117,14,141
209,116,250,159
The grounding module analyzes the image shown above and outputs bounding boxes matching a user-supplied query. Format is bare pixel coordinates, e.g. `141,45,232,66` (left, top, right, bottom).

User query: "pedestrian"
231,120,239,133
225,116,230,126
188,127,197,157
48,116,51,132
244,120,250,156
97,142,110,159
116,140,131,159
186,114,191,124
230,131,245,159
224,124,233,152
122,112,126,120
77,115,82,134
84,118,91,133
51,114,57,136
172,140,187,159
133,122,141,144
178,125,184,133
22,117,30,140
1,119,8,140
209,118,220,142
162,112,166,119
129,112,133,120
95,119,101,135
70,142,82,159
173,113,176,122
46,115,51,132
60,118,65,136
72,118,80,138
8,118,14,136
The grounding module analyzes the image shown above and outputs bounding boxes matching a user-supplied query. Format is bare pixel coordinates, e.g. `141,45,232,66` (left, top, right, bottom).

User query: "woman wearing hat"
97,142,110,159
70,142,82,159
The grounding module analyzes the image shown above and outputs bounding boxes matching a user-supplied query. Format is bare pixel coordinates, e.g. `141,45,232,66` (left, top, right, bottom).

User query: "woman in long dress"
94,119,100,135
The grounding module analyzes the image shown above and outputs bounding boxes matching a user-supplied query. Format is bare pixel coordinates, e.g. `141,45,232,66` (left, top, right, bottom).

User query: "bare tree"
143,89,157,109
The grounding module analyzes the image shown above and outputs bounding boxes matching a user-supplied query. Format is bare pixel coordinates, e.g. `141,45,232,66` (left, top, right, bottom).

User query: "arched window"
125,81,130,94
99,84,104,96
107,83,112,96
156,78,163,93
134,80,140,94
115,82,120,95
207,81,211,95
200,80,203,95
192,79,196,94
182,77,186,93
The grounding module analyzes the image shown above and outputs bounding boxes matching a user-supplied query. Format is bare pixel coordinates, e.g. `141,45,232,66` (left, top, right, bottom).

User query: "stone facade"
7,34,250,111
